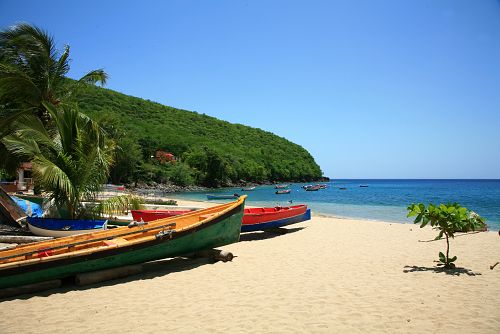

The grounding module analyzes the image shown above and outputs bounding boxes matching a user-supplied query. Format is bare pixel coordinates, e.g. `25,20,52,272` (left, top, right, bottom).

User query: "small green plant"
93,195,145,218
407,203,486,268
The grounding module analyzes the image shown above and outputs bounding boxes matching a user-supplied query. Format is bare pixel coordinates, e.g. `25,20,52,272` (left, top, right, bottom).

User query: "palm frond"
78,69,108,86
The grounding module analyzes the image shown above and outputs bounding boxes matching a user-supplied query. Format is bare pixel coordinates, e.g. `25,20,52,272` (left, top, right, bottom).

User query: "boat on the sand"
27,217,108,237
241,205,311,232
131,209,193,222
0,196,246,289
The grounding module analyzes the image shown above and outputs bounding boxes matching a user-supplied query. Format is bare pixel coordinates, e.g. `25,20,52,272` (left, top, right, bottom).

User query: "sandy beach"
0,199,499,333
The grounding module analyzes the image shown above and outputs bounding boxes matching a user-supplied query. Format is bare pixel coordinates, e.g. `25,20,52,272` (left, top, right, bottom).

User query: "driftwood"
0,235,53,244
0,280,61,299
490,262,499,270
75,265,143,286
195,249,234,262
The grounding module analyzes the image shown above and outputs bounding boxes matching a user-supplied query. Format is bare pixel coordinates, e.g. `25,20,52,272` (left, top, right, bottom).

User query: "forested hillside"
75,84,323,187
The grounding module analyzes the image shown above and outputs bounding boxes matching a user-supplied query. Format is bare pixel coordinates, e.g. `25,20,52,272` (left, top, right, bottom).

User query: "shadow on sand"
239,227,305,242
0,256,217,302
403,265,481,276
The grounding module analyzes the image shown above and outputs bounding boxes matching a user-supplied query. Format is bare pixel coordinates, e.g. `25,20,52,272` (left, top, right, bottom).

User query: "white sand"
1,201,499,333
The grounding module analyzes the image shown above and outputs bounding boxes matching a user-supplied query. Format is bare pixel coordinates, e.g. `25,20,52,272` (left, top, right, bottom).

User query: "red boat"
131,209,192,222
241,205,310,232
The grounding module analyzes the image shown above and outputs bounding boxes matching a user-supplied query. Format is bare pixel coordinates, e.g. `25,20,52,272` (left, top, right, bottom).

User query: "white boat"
27,217,108,237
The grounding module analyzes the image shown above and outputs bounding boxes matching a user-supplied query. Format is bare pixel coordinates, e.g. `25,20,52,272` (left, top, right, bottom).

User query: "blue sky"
1,0,499,178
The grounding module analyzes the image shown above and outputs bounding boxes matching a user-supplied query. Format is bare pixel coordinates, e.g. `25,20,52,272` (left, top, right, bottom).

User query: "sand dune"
1,210,499,333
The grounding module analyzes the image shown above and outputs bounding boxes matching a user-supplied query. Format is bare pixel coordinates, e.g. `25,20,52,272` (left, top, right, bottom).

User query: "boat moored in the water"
206,194,240,200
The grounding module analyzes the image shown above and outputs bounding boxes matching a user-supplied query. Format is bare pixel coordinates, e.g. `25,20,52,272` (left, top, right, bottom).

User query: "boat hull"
0,198,245,289
131,209,192,222
241,209,311,232
206,195,239,200
27,218,108,237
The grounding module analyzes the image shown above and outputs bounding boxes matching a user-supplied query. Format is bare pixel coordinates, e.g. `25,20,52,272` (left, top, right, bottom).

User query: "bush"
407,203,486,268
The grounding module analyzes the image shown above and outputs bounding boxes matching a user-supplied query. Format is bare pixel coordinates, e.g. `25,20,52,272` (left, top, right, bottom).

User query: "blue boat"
207,194,240,200
27,217,108,237
241,208,311,232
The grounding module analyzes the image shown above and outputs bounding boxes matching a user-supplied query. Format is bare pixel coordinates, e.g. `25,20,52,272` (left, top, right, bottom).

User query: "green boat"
0,196,246,289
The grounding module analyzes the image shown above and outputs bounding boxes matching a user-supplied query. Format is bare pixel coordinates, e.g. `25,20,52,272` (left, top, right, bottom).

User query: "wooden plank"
0,235,53,244
0,187,26,227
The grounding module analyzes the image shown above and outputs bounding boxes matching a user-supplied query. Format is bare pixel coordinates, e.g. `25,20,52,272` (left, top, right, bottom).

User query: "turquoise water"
172,180,500,230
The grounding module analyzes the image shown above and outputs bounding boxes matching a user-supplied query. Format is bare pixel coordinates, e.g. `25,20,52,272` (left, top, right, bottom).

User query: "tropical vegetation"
74,83,323,186
0,24,110,218
407,203,486,268
0,23,323,203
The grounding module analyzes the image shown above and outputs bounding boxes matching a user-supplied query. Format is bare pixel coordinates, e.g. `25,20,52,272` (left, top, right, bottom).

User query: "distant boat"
275,189,291,194
27,217,108,237
275,184,289,189
317,184,327,189
241,205,311,232
0,197,246,289
207,194,240,200
131,209,193,222
359,185,369,187
305,185,321,191
339,187,347,190
241,187,256,191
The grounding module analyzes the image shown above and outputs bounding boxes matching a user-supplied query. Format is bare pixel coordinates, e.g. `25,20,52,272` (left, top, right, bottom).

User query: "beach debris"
75,265,143,286
194,249,234,262
490,262,499,270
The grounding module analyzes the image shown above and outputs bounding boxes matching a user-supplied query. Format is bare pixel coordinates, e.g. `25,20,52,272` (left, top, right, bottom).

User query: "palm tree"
2,102,115,219
0,23,108,136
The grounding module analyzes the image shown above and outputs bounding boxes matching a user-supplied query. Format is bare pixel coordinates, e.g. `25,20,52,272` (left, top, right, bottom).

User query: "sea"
172,179,500,231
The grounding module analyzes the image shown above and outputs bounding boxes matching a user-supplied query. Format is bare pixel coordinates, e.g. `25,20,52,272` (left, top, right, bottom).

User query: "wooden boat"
275,189,291,194
0,196,246,289
27,217,108,237
305,185,321,191
275,184,288,189
241,187,256,191
0,187,26,227
206,194,240,200
241,205,311,232
131,209,193,222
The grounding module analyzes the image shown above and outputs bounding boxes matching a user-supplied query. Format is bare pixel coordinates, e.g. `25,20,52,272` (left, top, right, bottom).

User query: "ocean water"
171,180,500,230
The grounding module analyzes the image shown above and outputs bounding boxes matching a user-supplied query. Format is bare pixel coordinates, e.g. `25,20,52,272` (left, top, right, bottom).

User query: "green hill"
74,84,323,187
